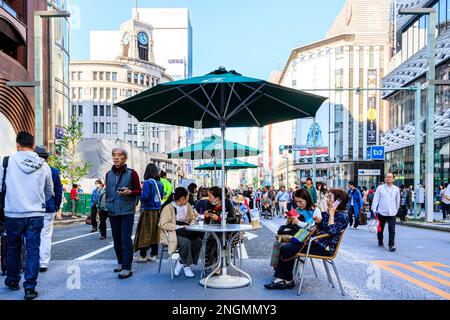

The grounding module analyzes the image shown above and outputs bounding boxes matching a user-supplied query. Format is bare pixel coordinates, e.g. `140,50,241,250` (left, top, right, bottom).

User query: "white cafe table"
186,223,261,289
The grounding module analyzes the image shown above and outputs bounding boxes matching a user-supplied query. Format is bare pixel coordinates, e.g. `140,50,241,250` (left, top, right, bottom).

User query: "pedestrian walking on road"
316,182,328,214
0,132,54,300
440,183,450,220
133,163,164,263
398,185,411,222
347,181,363,229
95,184,109,239
35,146,63,274
160,170,173,204
275,186,289,217
90,180,103,233
105,147,141,279
304,178,317,204
371,173,400,252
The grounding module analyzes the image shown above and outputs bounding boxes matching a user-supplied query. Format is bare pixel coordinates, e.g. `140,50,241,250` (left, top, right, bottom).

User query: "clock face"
137,32,148,46
123,33,130,45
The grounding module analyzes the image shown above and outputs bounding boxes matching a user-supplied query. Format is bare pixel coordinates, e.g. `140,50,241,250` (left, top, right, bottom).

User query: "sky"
69,0,347,80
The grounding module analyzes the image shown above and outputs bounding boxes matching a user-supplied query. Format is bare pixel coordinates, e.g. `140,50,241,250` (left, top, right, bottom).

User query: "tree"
49,116,89,185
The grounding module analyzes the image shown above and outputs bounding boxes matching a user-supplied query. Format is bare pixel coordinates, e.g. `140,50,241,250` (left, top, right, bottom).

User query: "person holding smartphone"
265,189,349,290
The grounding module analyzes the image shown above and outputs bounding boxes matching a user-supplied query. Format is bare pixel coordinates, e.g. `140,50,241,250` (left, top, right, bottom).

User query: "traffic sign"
367,146,385,160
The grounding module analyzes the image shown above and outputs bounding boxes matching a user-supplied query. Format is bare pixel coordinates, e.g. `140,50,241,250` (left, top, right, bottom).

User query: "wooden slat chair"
157,229,179,280
295,230,346,296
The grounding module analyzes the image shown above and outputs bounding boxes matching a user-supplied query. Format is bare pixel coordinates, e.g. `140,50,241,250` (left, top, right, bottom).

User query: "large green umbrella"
167,134,261,160
115,67,326,229
195,159,258,171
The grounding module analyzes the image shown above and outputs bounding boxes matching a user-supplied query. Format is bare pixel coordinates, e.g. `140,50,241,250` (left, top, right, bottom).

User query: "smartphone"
332,199,342,209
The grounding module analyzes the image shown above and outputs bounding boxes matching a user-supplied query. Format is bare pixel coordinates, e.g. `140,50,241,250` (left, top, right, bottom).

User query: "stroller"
261,198,273,219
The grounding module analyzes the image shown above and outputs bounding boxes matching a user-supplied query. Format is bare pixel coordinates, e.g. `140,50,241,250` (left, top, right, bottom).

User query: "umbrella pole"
220,124,226,229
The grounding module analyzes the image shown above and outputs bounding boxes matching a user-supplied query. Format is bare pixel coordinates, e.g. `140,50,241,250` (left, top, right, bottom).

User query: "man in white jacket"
0,132,53,300
371,173,400,252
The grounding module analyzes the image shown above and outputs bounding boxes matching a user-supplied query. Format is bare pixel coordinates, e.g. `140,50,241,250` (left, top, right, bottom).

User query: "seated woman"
159,187,201,278
203,186,239,273
265,188,349,290
195,188,210,218
261,194,273,218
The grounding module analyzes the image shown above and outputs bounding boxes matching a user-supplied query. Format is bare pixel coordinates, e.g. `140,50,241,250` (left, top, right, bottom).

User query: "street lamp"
34,10,70,146
398,7,435,223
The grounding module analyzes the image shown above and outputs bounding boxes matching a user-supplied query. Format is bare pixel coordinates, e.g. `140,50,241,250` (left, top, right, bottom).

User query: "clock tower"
119,16,155,63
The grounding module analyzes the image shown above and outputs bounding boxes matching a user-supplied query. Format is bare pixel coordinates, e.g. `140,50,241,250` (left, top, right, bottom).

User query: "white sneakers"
173,259,195,278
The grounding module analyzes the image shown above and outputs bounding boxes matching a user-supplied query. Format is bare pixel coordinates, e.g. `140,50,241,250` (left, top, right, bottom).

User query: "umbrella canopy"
115,67,326,129
167,134,261,160
115,67,326,231
195,159,258,171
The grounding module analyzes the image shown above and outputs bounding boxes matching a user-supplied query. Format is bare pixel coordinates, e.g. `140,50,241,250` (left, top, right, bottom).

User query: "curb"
398,221,450,232
54,218,86,227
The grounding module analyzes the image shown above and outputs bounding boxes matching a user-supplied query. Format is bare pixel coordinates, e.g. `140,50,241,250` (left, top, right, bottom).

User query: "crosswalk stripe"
373,260,450,300
74,235,135,261
413,262,450,279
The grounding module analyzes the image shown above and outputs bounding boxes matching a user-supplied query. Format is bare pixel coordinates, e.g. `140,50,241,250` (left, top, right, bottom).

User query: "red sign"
299,148,329,157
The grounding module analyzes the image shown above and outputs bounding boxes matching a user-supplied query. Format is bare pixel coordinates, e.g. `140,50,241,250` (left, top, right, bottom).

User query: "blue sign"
367,146,385,161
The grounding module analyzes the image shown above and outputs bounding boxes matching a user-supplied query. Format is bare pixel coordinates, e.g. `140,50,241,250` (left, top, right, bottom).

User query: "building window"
112,72,118,81
126,89,132,97
78,105,83,116
100,105,105,116
134,124,138,134
127,72,132,82
128,140,132,145
106,123,111,134
134,141,137,147
140,74,144,85
78,72,83,81
112,123,118,134
106,105,111,117
151,78,155,87
156,78,160,85
99,72,104,81
100,88,104,99
134,73,138,84
93,72,98,81
78,88,83,99
128,113,132,119
93,105,98,116
71,105,77,116
105,72,111,81
100,123,105,134
112,106,117,117
93,87,98,99
112,88,117,99
93,122,98,134
145,76,149,86
156,144,159,152
71,72,76,81
152,143,155,152
128,124,132,133
71,88,76,100
106,88,111,99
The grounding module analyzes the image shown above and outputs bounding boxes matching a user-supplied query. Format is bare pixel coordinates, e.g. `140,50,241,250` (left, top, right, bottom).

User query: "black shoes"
264,280,295,290
5,279,20,291
90,228,98,233
99,236,106,240
378,242,384,247
24,288,38,300
389,246,397,252
39,267,48,273
113,265,122,273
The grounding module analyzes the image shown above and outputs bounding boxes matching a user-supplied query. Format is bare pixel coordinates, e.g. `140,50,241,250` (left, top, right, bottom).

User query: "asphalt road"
0,214,449,300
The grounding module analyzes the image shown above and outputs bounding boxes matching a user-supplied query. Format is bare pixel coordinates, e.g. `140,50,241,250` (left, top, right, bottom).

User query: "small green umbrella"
167,134,261,160
195,159,258,171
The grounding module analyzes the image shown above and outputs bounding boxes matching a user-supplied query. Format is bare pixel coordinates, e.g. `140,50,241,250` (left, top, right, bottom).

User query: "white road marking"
52,221,138,245
74,235,135,261
239,243,249,259
243,232,258,240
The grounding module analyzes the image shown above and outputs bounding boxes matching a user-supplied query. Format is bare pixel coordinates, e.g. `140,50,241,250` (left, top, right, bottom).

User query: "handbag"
150,179,162,205
85,216,92,225
290,225,317,244
368,219,378,233
359,208,368,225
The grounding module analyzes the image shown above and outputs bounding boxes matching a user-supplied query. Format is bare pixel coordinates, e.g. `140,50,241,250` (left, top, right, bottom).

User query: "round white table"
186,223,261,289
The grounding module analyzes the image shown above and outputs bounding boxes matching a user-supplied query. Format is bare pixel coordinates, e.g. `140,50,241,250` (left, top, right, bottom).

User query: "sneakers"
389,246,397,252
90,228,98,233
39,267,48,273
118,269,133,279
135,256,148,263
174,259,183,277
5,279,20,291
24,288,38,300
147,256,157,262
183,266,195,278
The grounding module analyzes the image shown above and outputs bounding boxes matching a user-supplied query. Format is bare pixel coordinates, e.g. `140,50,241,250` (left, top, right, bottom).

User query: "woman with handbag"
133,163,165,263
265,189,349,290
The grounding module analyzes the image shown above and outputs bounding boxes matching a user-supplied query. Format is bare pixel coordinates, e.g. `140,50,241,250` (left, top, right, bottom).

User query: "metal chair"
295,231,346,296
157,229,179,280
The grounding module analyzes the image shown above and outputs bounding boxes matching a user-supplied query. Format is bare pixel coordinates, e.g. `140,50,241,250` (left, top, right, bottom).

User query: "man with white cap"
34,146,62,273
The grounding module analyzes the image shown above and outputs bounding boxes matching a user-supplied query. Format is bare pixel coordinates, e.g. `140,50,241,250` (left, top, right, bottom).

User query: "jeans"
377,214,396,247
39,213,55,268
441,203,449,220
91,205,98,229
109,214,134,271
5,216,44,289
98,210,109,238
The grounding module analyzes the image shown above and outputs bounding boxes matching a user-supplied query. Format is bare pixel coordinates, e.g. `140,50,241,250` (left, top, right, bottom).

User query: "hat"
286,209,299,218
34,145,50,157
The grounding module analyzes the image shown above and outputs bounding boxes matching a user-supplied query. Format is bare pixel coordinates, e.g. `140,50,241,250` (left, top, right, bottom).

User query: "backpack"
0,156,10,225
367,191,374,204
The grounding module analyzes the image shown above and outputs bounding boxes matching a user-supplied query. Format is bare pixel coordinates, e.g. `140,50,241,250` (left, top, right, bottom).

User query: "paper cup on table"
251,217,260,228
199,220,204,227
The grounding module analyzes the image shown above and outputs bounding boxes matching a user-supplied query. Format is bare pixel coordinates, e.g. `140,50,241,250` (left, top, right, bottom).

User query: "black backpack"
0,156,10,227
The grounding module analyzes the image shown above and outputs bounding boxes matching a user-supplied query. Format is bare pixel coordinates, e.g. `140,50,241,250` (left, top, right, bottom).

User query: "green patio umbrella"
195,159,258,171
115,67,326,230
167,134,261,160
